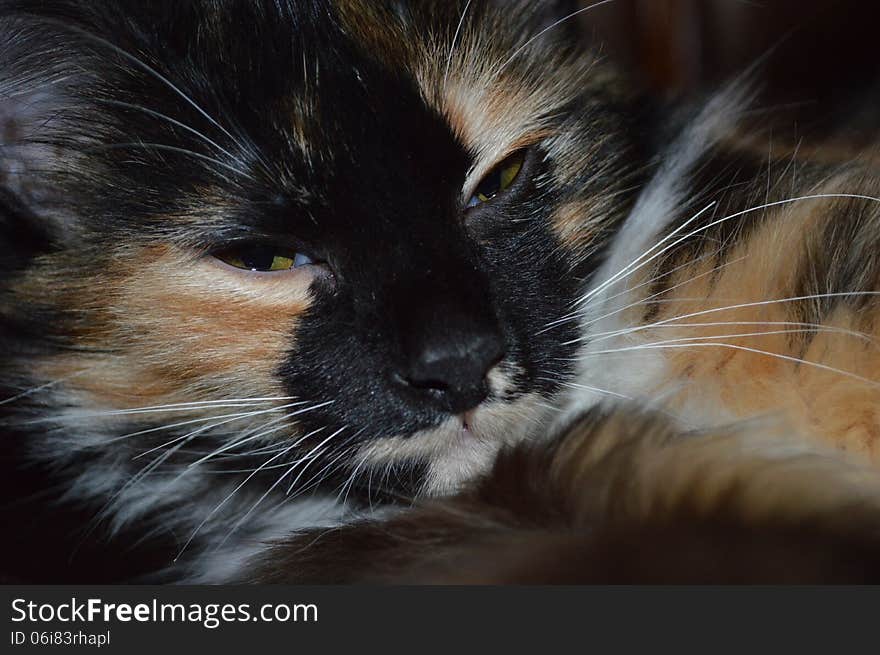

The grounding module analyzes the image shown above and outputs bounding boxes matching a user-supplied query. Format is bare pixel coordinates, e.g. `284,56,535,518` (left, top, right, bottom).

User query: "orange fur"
24,243,312,412
624,171,880,463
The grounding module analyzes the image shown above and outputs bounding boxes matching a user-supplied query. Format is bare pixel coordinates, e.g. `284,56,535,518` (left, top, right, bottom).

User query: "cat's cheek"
36,244,319,410
550,200,605,258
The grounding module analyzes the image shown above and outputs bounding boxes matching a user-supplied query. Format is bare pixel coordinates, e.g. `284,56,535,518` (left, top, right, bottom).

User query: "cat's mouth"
460,411,476,436
352,392,554,496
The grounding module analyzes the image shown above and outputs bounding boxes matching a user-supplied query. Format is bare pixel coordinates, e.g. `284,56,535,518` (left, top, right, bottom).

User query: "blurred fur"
253,408,880,583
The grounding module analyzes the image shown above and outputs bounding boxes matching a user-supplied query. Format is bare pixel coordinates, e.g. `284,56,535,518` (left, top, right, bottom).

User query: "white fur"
555,84,753,433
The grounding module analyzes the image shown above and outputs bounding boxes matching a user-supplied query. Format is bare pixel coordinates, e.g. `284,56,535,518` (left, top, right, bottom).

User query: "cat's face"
2,1,642,502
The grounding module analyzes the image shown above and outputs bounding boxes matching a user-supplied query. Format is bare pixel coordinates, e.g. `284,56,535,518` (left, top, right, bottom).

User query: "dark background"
580,0,880,140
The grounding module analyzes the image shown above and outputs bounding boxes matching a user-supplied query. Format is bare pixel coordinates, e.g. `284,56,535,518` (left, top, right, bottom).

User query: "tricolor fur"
2,0,880,583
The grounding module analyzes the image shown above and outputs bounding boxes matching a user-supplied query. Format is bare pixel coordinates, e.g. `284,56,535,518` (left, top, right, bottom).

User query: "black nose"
388,239,506,416
401,329,505,414
401,328,505,414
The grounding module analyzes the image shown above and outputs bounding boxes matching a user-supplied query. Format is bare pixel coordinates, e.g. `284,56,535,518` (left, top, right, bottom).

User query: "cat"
2,0,880,584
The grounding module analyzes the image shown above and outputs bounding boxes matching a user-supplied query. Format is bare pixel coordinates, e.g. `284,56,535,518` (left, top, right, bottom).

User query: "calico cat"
1,0,879,584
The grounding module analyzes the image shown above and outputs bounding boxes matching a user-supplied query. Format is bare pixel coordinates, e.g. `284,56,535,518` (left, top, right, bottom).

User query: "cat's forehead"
281,1,592,172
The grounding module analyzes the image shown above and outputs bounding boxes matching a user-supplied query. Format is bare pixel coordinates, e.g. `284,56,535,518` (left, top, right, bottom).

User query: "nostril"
395,334,505,414
403,374,450,393
397,372,489,415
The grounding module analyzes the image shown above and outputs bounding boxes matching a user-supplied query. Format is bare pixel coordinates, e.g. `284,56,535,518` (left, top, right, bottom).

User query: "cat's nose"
389,241,505,415
399,327,505,415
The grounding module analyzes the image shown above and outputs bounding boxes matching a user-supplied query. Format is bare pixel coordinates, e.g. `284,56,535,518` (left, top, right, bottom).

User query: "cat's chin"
352,392,555,497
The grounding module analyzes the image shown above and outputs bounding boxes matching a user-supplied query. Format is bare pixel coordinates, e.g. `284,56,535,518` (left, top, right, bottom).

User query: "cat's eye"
214,245,314,272
467,151,526,208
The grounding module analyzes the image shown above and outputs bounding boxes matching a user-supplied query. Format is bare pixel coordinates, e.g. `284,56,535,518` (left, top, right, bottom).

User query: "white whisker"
0,366,103,406
132,400,314,461
538,245,734,334
583,194,880,312
53,22,250,155
586,320,876,346
175,426,330,561
95,99,248,170
556,255,749,341
443,0,473,88
86,142,254,181
577,201,718,309
586,341,880,388
182,400,335,470
215,426,354,553
284,427,349,496
581,292,880,346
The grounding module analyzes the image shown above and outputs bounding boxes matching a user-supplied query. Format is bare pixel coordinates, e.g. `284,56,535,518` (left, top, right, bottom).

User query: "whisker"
175,426,330,561
84,401,328,539
577,201,718,309
218,428,358,552
94,396,296,416
443,0,473,88
580,292,880,346
586,341,880,388
284,427,349,496
94,99,248,169
289,442,359,501
538,245,733,334
84,426,208,539
537,377,634,403
102,405,304,448
546,192,880,339
585,320,877,346
17,396,297,430
85,142,254,181
39,20,249,155
182,400,335,470
336,449,373,507
583,193,880,312
552,254,749,339
589,249,741,316
131,400,313,461
0,366,105,407
20,400,284,426
601,328,860,348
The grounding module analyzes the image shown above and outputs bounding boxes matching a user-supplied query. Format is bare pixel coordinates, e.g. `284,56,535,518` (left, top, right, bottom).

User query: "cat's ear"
0,188,56,272
0,12,92,239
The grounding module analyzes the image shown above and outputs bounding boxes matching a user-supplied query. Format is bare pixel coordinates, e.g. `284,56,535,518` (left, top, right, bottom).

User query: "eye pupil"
238,247,276,271
475,169,503,202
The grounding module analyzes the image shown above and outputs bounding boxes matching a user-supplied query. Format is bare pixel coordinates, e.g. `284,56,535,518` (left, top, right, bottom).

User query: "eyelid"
462,154,508,205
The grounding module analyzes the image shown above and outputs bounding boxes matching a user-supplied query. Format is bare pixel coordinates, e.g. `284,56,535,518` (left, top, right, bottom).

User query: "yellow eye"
215,246,312,272
469,151,525,206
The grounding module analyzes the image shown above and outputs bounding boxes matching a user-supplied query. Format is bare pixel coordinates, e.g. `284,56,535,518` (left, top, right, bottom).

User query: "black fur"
0,1,647,581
